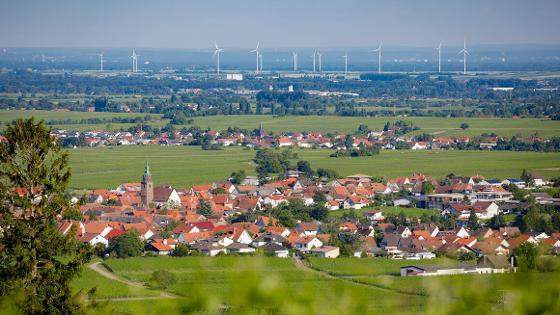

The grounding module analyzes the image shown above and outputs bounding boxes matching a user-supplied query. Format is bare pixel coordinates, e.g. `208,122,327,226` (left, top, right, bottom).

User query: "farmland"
74,256,425,314
69,256,560,314
2,109,560,138
67,146,560,189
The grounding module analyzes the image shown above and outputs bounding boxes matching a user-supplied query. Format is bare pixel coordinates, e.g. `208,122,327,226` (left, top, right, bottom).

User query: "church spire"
142,161,151,182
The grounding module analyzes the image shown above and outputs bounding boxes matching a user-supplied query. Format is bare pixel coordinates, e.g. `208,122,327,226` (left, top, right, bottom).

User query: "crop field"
67,146,560,189
95,256,424,314
2,110,560,138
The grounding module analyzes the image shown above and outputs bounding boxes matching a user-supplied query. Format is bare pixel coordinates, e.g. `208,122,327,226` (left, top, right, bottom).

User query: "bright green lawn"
67,146,560,189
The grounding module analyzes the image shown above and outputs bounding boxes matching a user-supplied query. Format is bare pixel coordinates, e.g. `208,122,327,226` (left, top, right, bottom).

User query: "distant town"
56,160,560,276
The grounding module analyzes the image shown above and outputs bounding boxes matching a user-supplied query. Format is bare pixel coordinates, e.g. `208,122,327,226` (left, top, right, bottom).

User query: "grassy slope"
71,267,158,298
67,146,560,189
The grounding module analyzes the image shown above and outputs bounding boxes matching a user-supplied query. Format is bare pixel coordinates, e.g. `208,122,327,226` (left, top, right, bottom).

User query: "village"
49,120,555,152
59,162,560,277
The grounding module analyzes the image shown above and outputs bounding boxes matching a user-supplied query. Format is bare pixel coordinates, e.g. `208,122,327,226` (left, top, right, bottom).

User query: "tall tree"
0,118,92,314
467,209,479,230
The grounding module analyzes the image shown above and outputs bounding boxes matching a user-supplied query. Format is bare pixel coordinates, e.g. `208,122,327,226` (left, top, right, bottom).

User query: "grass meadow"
66,146,560,189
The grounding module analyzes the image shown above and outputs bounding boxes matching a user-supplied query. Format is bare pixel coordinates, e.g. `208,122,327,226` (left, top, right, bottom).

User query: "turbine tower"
458,40,469,75
312,50,317,73
213,42,224,75
342,51,348,74
259,53,263,72
435,42,442,73
130,49,139,73
292,52,298,71
372,42,383,73
249,42,260,73
98,52,104,72
317,52,323,72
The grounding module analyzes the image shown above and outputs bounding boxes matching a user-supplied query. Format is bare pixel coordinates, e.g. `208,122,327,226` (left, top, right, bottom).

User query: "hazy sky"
1,0,560,49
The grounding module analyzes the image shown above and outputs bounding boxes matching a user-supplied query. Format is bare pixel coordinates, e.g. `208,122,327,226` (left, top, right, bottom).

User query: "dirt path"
294,257,426,297
89,262,178,300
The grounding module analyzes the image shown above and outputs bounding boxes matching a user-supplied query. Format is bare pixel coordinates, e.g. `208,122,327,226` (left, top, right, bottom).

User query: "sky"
1,0,560,49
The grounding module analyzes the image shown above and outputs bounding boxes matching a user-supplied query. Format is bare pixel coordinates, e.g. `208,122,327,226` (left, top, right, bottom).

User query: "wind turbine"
372,42,382,73
249,42,260,73
98,52,104,71
312,50,317,73
259,53,263,72
435,42,442,73
342,51,348,74
213,42,224,75
130,49,139,73
458,40,469,75
292,52,298,71
317,52,323,72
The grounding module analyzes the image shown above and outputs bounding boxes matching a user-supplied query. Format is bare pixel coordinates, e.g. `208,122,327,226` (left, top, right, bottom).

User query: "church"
140,163,181,208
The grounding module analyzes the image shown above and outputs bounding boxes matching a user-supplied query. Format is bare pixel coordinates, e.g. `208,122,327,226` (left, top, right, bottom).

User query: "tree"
149,270,176,289
421,181,434,195
313,191,327,204
514,242,539,271
460,123,469,130
488,214,507,229
467,209,479,230
458,251,477,262
0,118,92,314
109,230,144,258
296,160,314,176
196,199,214,217
310,205,329,221
230,169,246,185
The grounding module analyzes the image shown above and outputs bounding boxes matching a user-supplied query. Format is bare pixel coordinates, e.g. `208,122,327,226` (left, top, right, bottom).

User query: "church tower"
141,162,153,207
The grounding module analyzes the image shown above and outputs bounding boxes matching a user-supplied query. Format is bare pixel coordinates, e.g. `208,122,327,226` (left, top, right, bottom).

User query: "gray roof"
262,243,288,252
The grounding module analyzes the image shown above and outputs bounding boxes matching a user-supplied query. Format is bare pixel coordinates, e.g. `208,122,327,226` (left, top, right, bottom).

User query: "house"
191,241,227,256
411,142,429,150
153,186,181,208
147,241,173,255
325,200,340,211
251,232,288,248
364,209,384,221
294,236,323,252
425,193,465,210
261,243,290,258
226,242,256,254
78,233,109,247
310,246,340,258
502,179,526,189
343,196,369,209
295,221,320,236
400,263,498,277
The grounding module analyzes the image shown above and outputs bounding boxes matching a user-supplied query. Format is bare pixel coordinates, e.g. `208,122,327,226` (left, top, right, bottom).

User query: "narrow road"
89,262,178,300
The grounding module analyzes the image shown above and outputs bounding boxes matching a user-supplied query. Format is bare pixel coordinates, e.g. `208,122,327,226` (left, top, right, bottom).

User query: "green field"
68,256,560,314
67,146,560,189
330,205,439,218
93,256,422,314
2,110,560,138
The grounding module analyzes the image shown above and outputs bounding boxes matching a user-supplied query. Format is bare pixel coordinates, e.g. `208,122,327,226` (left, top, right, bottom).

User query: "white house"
295,236,323,252
310,246,340,258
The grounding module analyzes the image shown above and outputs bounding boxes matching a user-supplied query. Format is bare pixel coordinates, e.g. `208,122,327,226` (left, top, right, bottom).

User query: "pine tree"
467,209,479,230
0,118,92,314
196,199,214,217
